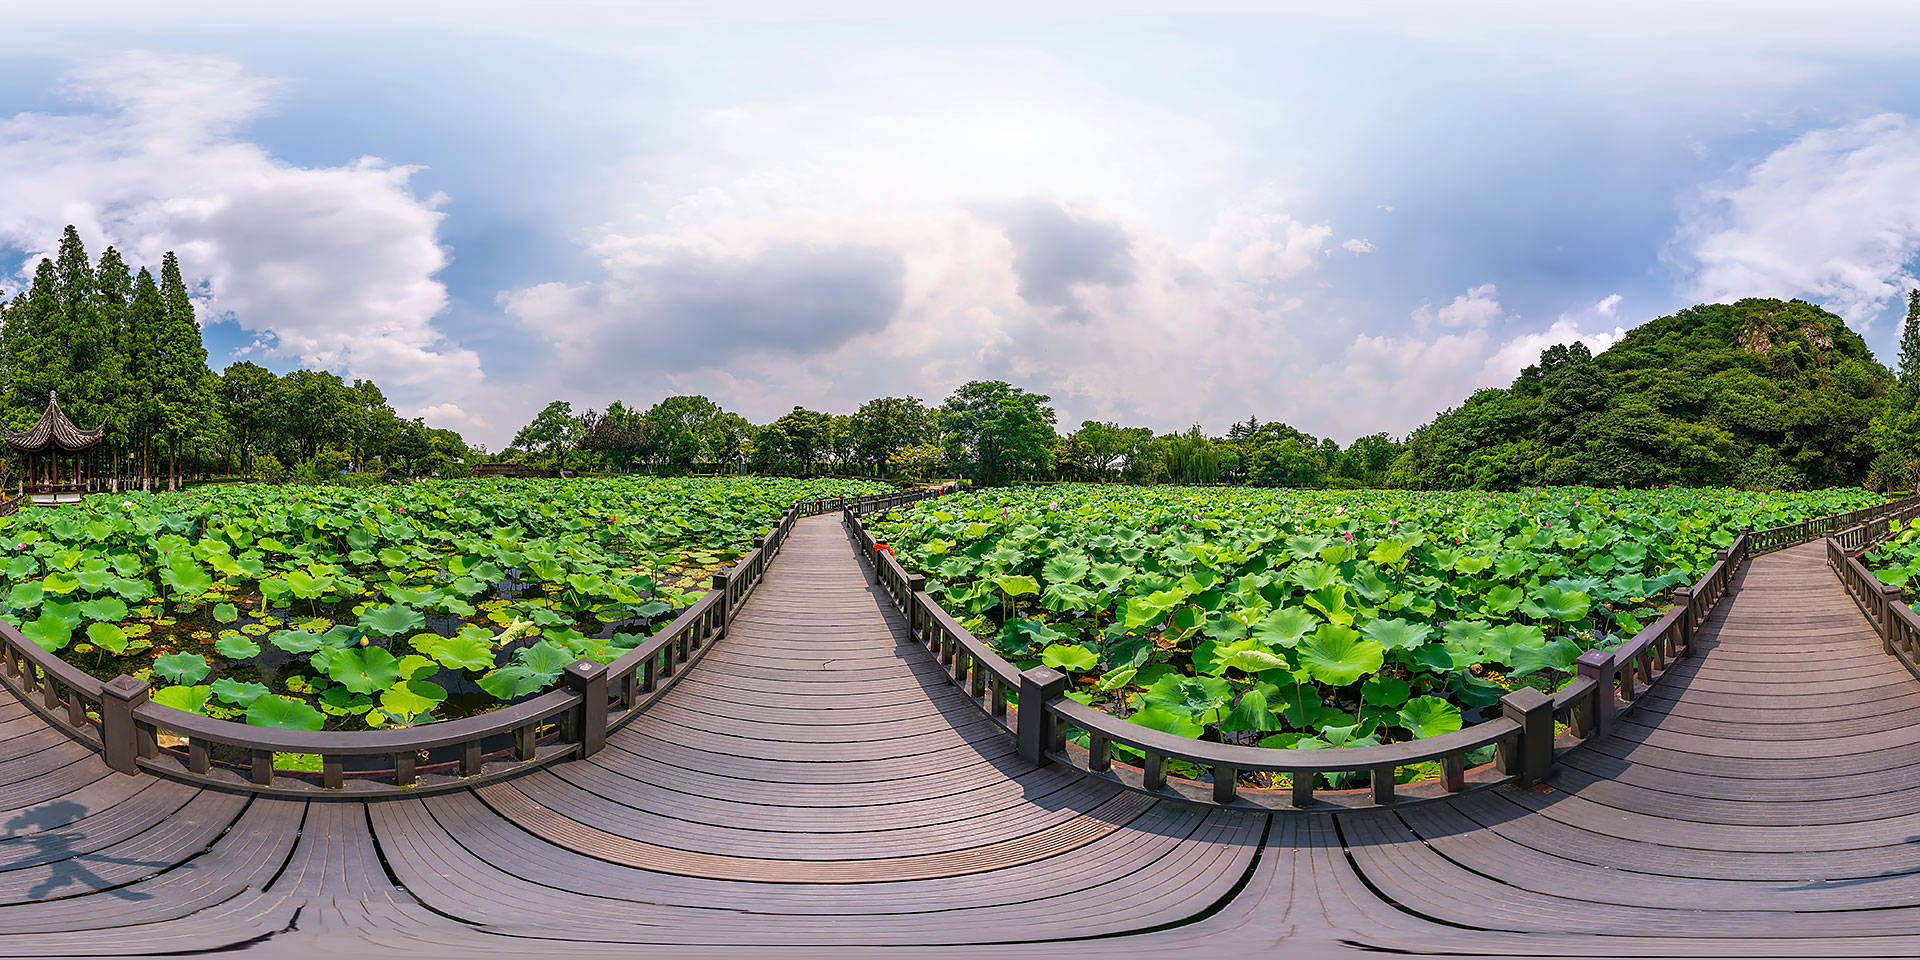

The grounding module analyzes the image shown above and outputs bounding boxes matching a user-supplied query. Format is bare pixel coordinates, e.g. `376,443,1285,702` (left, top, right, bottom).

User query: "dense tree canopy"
0,225,472,488
1391,299,1891,490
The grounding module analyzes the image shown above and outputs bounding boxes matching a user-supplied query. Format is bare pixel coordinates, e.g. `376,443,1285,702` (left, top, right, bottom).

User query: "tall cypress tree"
155,252,215,489
94,247,133,487
1901,289,1920,395
52,227,117,426
124,268,166,487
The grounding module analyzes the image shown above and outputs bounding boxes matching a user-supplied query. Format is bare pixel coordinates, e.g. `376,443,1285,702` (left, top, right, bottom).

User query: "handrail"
1749,493,1920,555
843,494,1888,810
0,483,950,797
1827,501,1920,682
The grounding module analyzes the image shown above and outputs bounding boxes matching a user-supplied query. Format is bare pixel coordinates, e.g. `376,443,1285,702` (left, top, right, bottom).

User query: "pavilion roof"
4,392,104,453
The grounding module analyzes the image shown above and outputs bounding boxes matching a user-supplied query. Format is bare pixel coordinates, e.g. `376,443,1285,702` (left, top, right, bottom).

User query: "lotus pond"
1,476,887,732
869,484,1883,785
1861,518,1920,595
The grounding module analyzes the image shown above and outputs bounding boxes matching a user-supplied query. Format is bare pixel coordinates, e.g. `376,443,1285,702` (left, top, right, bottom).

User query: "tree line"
508,380,1403,488
0,226,468,489
13,224,1897,494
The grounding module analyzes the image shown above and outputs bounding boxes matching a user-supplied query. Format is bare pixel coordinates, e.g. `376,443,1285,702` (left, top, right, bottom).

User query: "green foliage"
940,380,1058,484
154,652,211,684
0,475,887,730
246,695,325,730
874,482,1883,762
1395,299,1891,490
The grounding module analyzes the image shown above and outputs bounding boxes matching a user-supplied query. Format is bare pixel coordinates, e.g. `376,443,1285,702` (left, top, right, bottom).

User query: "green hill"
1389,298,1891,489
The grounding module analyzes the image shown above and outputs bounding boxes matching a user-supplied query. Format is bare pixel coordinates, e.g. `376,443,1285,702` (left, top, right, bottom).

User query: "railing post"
1879,583,1905,649
712,571,731,638
1017,666,1066,766
1574,649,1615,739
907,574,926,640
565,659,609,758
1496,687,1555,786
1672,586,1695,648
101,675,149,775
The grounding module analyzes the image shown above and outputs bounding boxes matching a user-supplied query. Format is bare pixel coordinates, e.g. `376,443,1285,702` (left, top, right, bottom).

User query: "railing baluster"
1143,751,1168,790
1371,764,1395,804
1088,732,1112,772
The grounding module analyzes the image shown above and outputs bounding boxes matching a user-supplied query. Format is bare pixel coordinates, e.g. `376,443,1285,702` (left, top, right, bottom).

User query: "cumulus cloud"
0,52,482,424
1677,113,1920,326
1342,238,1375,254
1411,282,1506,330
1199,194,1333,284
986,199,1133,316
504,241,905,372
1314,289,1627,435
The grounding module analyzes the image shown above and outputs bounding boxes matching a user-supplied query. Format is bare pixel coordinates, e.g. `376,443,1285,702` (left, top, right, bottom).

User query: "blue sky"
5,2,1920,448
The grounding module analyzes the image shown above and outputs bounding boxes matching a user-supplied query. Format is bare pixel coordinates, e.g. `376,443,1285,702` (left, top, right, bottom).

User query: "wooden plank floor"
3,526,1920,956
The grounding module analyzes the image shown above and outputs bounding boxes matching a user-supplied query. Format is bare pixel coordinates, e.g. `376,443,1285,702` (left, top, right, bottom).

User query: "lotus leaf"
21,613,71,651
1038,643,1098,672
476,665,550,700
210,678,270,706
395,654,440,680
1252,607,1318,646
1222,688,1280,733
1359,617,1431,651
1127,704,1204,738
359,604,425,636
86,621,130,654
1399,695,1464,738
991,574,1039,597
6,582,43,609
215,632,262,659
323,646,402,695
150,684,212,714
1361,675,1411,707
154,652,211,684
517,640,574,676
1509,635,1583,676
1295,625,1384,687
246,696,325,731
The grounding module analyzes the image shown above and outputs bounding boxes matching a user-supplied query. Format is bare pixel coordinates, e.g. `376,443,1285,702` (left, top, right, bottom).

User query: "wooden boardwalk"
2,520,1919,956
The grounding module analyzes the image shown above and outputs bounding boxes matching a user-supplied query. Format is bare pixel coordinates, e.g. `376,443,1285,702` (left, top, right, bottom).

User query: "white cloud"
1677,113,1920,326
1411,282,1506,330
1342,238,1375,254
0,52,483,428
1309,289,1627,437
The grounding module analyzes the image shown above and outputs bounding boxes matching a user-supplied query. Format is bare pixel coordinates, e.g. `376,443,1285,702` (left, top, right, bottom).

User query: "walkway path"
1,520,1918,956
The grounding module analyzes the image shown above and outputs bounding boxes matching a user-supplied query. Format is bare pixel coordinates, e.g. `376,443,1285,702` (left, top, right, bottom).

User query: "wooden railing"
0,485,952,797
1828,501,1920,682
843,497,1884,810
1749,494,1920,554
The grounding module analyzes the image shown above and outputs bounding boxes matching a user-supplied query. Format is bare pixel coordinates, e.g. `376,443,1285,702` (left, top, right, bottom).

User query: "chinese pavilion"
4,391,105,506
